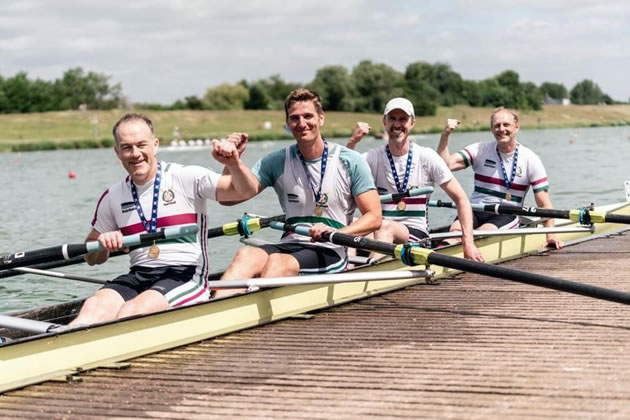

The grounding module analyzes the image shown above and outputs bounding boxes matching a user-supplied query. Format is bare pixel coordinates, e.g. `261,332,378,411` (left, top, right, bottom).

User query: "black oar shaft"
0,216,286,280
273,222,630,306
604,213,630,224
426,252,630,305
0,225,197,271
1,243,86,271
0,252,127,279
430,200,630,225
482,204,570,219
272,221,398,255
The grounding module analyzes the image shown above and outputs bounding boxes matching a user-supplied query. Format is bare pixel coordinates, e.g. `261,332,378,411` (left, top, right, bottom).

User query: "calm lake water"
1,125,629,312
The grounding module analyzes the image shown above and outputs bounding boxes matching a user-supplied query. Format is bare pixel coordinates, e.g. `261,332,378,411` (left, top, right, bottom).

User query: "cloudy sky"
2,0,628,104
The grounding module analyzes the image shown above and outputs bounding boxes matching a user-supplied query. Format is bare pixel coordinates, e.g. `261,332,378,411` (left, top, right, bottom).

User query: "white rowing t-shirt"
252,142,375,253
91,161,220,271
457,141,549,206
365,143,452,235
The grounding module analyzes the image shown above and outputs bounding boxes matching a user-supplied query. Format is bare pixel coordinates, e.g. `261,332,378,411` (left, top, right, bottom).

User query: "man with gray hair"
70,113,259,325
437,107,563,249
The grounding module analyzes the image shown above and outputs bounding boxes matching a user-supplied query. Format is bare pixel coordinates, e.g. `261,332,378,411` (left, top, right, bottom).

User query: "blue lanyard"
296,139,328,204
496,145,519,192
385,145,413,193
130,162,161,233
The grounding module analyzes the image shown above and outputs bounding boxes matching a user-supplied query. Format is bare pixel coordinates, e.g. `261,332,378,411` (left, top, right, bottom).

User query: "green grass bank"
2,104,630,152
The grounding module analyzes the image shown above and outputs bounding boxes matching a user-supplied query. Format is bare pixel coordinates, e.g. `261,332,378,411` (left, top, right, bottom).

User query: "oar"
380,187,434,203
430,225,594,240
270,222,630,305
0,224,198,271
209,270,433,291
0,215,285,280
429,200,630,225
0,314,61,334
207,214,285,238
10,267,106,285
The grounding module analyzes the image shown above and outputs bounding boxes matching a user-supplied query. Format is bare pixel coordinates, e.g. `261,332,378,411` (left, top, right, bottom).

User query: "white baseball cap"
383,97,415,118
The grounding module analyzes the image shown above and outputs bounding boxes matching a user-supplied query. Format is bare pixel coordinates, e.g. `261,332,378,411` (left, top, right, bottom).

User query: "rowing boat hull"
1,200,629,393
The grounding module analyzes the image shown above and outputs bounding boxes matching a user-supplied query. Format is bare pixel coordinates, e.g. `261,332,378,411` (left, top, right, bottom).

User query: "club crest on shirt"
516,166,523,177
318,192,329,207
121,201,135,213
483,159,496,168
162,188,176,205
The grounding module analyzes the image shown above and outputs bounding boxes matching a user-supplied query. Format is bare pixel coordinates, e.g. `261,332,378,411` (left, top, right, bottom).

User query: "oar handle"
1,216,286,280
380,187,434,203
270,222,400,257
0,224,199,271
428,199,457,209
85,224,198,253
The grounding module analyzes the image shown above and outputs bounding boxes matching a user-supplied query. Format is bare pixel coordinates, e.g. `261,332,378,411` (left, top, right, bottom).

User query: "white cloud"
1,0,629,103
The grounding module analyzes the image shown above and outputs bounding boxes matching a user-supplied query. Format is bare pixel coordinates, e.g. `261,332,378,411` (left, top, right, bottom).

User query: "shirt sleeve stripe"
91,189,110,227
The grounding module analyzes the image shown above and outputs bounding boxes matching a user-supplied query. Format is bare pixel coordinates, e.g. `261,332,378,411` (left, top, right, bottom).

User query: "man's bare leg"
215,246,270,298
259,253,300,278
117,290,169,319
69,289,125,326
372,219,410,259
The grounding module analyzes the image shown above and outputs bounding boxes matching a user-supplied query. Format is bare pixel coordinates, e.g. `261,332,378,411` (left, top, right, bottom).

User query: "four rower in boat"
437,107,564,249
346,97,484,262
215,88,381,298
69,113,260,325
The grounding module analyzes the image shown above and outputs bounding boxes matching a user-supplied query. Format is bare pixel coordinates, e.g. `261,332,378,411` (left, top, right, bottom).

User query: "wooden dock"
1,229,629,418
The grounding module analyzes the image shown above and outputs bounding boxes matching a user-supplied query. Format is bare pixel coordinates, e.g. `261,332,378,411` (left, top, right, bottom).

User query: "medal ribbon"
496,145,519,197
385,145,413,193
296,139,328,205
130,162,161,233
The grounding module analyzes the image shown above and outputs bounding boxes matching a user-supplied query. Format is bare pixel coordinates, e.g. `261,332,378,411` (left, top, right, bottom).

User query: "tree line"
0,67,122,113
0,61,620,115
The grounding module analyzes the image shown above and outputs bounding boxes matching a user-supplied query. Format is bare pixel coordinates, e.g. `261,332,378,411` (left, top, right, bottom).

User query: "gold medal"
505,192,512,201
314,206,323,217
397,201,407,211
148,242,160,259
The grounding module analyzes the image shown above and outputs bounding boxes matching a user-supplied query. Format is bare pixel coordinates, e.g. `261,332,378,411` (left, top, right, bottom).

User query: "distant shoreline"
1,105,630,153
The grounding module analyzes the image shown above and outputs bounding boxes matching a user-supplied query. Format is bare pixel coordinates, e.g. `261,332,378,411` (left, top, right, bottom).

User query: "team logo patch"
318,192,329,207
121,201,135,213
516,166,523,177
483,159,496,168
162,188,176,205
314,192,329,217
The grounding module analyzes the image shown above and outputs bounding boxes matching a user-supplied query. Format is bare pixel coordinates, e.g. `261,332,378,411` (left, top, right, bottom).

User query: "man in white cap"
347,97,484,261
